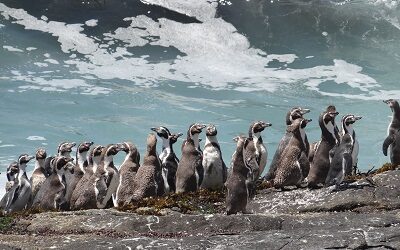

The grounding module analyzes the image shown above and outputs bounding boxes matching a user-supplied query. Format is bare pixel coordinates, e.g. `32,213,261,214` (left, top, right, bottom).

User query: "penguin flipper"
222,160,227,184
343,153,353,177
383,135,395,156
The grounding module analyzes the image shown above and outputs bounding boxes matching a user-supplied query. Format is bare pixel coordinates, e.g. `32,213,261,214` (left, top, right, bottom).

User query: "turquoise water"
1,0,400,196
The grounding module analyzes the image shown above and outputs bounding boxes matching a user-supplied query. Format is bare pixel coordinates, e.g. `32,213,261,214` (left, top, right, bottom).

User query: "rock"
2,170,400,249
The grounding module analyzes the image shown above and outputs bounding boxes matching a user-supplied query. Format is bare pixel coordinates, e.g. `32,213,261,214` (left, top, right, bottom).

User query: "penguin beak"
354,116,362,121
329,112,339,117
263,122,272,128
176,133,183,138
150,127,159,133
28,156,35,161
383,100,390,104
300,109,311,115
200,124,207,129
70,142,76,147
305,119,312,123
117,143,126,151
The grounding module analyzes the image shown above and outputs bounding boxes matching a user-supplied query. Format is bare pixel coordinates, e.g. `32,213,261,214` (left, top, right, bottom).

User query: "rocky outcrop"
1,170,400,249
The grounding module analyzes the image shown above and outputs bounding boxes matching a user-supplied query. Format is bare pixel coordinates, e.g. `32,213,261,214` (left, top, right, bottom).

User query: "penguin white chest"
201,146,223,189
258,144,268,172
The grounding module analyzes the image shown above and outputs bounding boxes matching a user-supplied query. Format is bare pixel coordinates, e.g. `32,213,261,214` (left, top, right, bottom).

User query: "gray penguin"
175,123,206,193
0,154,34,214
201,124,227,190
307,106,339,188
383,99,400,165
32,156,74,210
226,136,250,215
273,118,312,189
113,142,140,207
325,133,354,188
340,114,362,175
265,107,310,182
131,134,164,201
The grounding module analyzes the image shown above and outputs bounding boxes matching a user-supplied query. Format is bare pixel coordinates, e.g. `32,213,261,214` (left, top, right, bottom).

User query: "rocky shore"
1,169,400,249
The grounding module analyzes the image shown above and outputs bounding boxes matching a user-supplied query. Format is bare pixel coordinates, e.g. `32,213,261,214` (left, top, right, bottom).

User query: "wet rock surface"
2,170,400,249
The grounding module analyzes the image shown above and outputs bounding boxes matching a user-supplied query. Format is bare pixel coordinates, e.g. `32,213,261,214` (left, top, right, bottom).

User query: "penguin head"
91,145,105,164
105,144,123,157
384,99,399,112
341,114,362,127
151,126,171,139
54,156,74,173
57,142,76,155
169,133,183,144
120,142,140,164
249,121,272,137
187,123,206,139
6,162,19,181
287,107,311,125
18,154,35,165
287,118,312,133
205,124,218,136
35,148,47,160
78,141,94,154
322,106,339,125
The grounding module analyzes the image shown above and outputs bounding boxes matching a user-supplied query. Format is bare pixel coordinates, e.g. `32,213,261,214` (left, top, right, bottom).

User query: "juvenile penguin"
247,121,272,180
266,107,310,181
273,118,312,189
307,106,339,188
64,141,93,206
113,142,140,207
0,154,34,214
32,156,74,210
226,136,250,215
5,162,19,192
325,133,353,188
201,124,227,190
151,126,182,194
383,99,400,165
340,114,362,174
131,134,164,201
70,145,104,210
175,123,206,193
29,148,48,204
96,144,124,208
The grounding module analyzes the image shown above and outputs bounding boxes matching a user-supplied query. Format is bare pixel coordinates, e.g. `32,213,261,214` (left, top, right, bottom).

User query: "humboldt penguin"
32,156,74,210
246,121,272,180
265,107,310,182
29,148,48,205
201,124,227,190
340,114,362,175
95,144,124,209
44,142,76,176
64,141,93,207
70,145,104,210
307,106,339,188
131,134,163,201
273,118,312,189
151,126,182,194
113,142,140,207
0,154,34,214
325,133,353,188
175,123,206,193
5,162,19,192
226,136,250,215
383,99,400,165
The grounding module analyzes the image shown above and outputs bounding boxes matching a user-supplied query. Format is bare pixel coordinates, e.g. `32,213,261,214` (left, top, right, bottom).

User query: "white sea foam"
3,45,23,52
0,1,396,100
44,59,60,64
26,47,37,51
26,136,46,141
85,19,98,27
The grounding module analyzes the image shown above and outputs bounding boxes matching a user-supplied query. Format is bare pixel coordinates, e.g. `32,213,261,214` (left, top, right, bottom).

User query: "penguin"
131,134,164,201
226,136,250,215
325,133,353,188
0,154,34,214
200,124,227,190
44,142,76,177
340,114,362,175
95,144,124,209
5,162,19,192
265,107,310,181
70,145,104,210
64,141,93,207
247,121,272,180
175,123,206,193
151,126,183,194
273,118,312,189
307,106,339,188
113,142,140,207
32,156,74,210
383,99,400,165
29,148,48,205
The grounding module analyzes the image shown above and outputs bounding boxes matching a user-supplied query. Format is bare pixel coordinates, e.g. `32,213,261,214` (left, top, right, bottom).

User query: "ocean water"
0,0,400,197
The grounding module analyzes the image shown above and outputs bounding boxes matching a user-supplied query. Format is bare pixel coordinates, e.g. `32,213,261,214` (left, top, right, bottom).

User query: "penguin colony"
0,100,399,215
